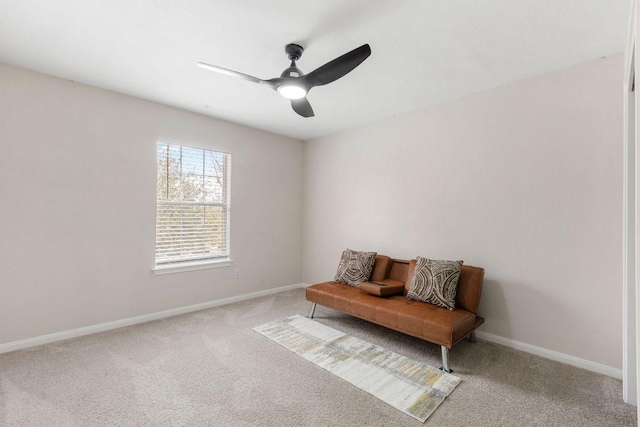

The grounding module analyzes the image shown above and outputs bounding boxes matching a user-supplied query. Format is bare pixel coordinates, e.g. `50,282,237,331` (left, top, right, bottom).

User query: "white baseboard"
476,330,622,379
4,285,620,381
0,283,308,355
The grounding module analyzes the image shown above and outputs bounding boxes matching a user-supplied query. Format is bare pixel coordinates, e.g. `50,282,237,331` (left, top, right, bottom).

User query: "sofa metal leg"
308,303,317,319
468,331,477,343
440,346,452,373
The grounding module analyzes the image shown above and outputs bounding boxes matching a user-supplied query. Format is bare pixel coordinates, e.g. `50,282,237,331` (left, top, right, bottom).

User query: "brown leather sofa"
305,255,485,372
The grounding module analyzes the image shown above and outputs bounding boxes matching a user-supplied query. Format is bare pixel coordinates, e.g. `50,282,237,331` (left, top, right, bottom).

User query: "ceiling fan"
197,43,371,118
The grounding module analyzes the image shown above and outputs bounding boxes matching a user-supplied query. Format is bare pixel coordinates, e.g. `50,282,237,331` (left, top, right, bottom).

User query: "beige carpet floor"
0,288,636,426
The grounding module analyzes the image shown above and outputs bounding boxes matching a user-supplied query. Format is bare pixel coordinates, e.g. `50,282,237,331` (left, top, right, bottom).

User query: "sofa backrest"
394,258,484,315
387,258,410,283
456,265,484,314
370,255,392,282
344,253,484,314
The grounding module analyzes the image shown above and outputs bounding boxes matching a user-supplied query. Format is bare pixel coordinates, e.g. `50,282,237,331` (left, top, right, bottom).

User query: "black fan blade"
291,97,314,118
302,44,371,88
197,62,277,89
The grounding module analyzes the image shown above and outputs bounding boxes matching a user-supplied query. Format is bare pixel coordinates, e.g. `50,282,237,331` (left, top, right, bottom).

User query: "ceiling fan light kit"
197,43,371,117
277,85,307,100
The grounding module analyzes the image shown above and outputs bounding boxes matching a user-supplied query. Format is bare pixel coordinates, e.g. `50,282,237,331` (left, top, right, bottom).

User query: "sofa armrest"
359,281,405,297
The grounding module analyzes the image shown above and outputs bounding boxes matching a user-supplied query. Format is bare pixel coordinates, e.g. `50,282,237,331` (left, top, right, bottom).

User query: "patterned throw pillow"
406,257,463,311
334,249,377,286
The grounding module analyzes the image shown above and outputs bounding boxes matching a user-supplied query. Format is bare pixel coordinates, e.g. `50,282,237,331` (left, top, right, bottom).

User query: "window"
155,143,231,271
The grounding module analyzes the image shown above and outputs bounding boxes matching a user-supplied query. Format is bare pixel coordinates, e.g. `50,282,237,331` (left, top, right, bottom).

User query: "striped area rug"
253,315,461,422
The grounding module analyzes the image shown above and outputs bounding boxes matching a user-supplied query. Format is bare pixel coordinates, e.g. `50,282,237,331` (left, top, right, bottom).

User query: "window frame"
152,142,232,275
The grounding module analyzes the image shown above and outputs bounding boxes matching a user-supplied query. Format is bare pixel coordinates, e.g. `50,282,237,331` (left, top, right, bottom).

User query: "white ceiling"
0,1,630,140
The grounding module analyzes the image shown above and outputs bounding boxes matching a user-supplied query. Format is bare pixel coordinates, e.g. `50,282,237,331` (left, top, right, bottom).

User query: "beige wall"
0,54,625,370
303,54,624,368
0,65,303,344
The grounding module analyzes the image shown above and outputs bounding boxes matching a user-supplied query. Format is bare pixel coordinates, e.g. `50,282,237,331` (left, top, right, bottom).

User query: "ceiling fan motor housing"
284,43,304,61
281,44,305,78
280,64,304,78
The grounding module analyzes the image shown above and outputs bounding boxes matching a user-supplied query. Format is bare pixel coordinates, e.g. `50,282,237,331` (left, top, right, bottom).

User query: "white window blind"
155,143,231,266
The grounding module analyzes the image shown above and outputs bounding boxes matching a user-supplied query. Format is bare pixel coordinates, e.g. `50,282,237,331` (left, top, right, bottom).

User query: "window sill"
152,259,233,275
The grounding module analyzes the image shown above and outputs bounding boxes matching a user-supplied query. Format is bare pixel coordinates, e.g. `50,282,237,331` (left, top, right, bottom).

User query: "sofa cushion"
373,296,411,327
305,281,353,307
402,302,476,346
406,257,463,311
334,249,377,286
349,293,380,320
